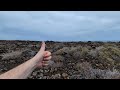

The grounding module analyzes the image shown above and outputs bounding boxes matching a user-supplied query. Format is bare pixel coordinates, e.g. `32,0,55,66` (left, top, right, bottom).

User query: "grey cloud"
0,11,120,41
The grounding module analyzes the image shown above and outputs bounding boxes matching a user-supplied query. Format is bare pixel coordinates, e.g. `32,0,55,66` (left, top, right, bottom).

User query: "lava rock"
51,74,61,79
22,50,37,57
62,73,68,79
0,56,2,60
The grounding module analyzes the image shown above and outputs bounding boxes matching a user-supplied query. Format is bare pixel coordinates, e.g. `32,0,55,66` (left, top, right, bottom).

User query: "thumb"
34,41,46,61
39,41,45,54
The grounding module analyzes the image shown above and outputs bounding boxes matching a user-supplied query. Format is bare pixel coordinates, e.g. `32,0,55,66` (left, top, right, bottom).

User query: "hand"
33,41,52,68
0,41,52,79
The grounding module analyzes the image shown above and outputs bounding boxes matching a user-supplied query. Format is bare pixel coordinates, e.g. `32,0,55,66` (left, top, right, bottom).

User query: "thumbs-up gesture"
33,41,52,67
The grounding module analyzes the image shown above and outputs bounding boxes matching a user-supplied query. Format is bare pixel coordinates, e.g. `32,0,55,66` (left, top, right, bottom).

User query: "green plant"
54,47,70,55
52,55,64,62
1,50,23,60
103,43,118,48
98,46,120,69
74,62,120,79
81,47,89,57
73,47,89,59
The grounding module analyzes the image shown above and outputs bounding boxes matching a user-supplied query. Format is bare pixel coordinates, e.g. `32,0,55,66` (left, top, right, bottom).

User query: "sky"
0,11,120,41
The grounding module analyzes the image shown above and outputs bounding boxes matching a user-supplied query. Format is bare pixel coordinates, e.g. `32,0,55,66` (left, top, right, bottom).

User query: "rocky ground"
0,40,120,79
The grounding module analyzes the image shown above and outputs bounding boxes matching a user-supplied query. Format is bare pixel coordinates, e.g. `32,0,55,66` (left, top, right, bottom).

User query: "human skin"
0,41,52,79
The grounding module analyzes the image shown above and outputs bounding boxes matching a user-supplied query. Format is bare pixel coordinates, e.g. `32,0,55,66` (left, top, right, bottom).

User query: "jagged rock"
22,50,37,57
0,40,120,79
62,73,68,79
0,56,2,60
51,74,61,79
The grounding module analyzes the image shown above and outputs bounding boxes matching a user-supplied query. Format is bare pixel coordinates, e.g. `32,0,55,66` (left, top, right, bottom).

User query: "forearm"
0,58,37,79
0,42,50,79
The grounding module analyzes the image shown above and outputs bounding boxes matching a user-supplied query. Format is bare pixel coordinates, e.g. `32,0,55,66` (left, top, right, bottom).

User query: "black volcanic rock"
21,50,37,57
0,40,120,79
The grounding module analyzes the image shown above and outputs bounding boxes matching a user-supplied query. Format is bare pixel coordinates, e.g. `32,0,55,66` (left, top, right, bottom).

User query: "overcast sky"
0,11,120,41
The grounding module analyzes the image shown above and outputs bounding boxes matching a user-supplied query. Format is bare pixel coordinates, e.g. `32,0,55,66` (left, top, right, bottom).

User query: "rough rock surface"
0,40,120,79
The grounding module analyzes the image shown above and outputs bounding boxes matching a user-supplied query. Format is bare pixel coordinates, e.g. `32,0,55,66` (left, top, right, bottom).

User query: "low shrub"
54,47,70,55
74,62,120,79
